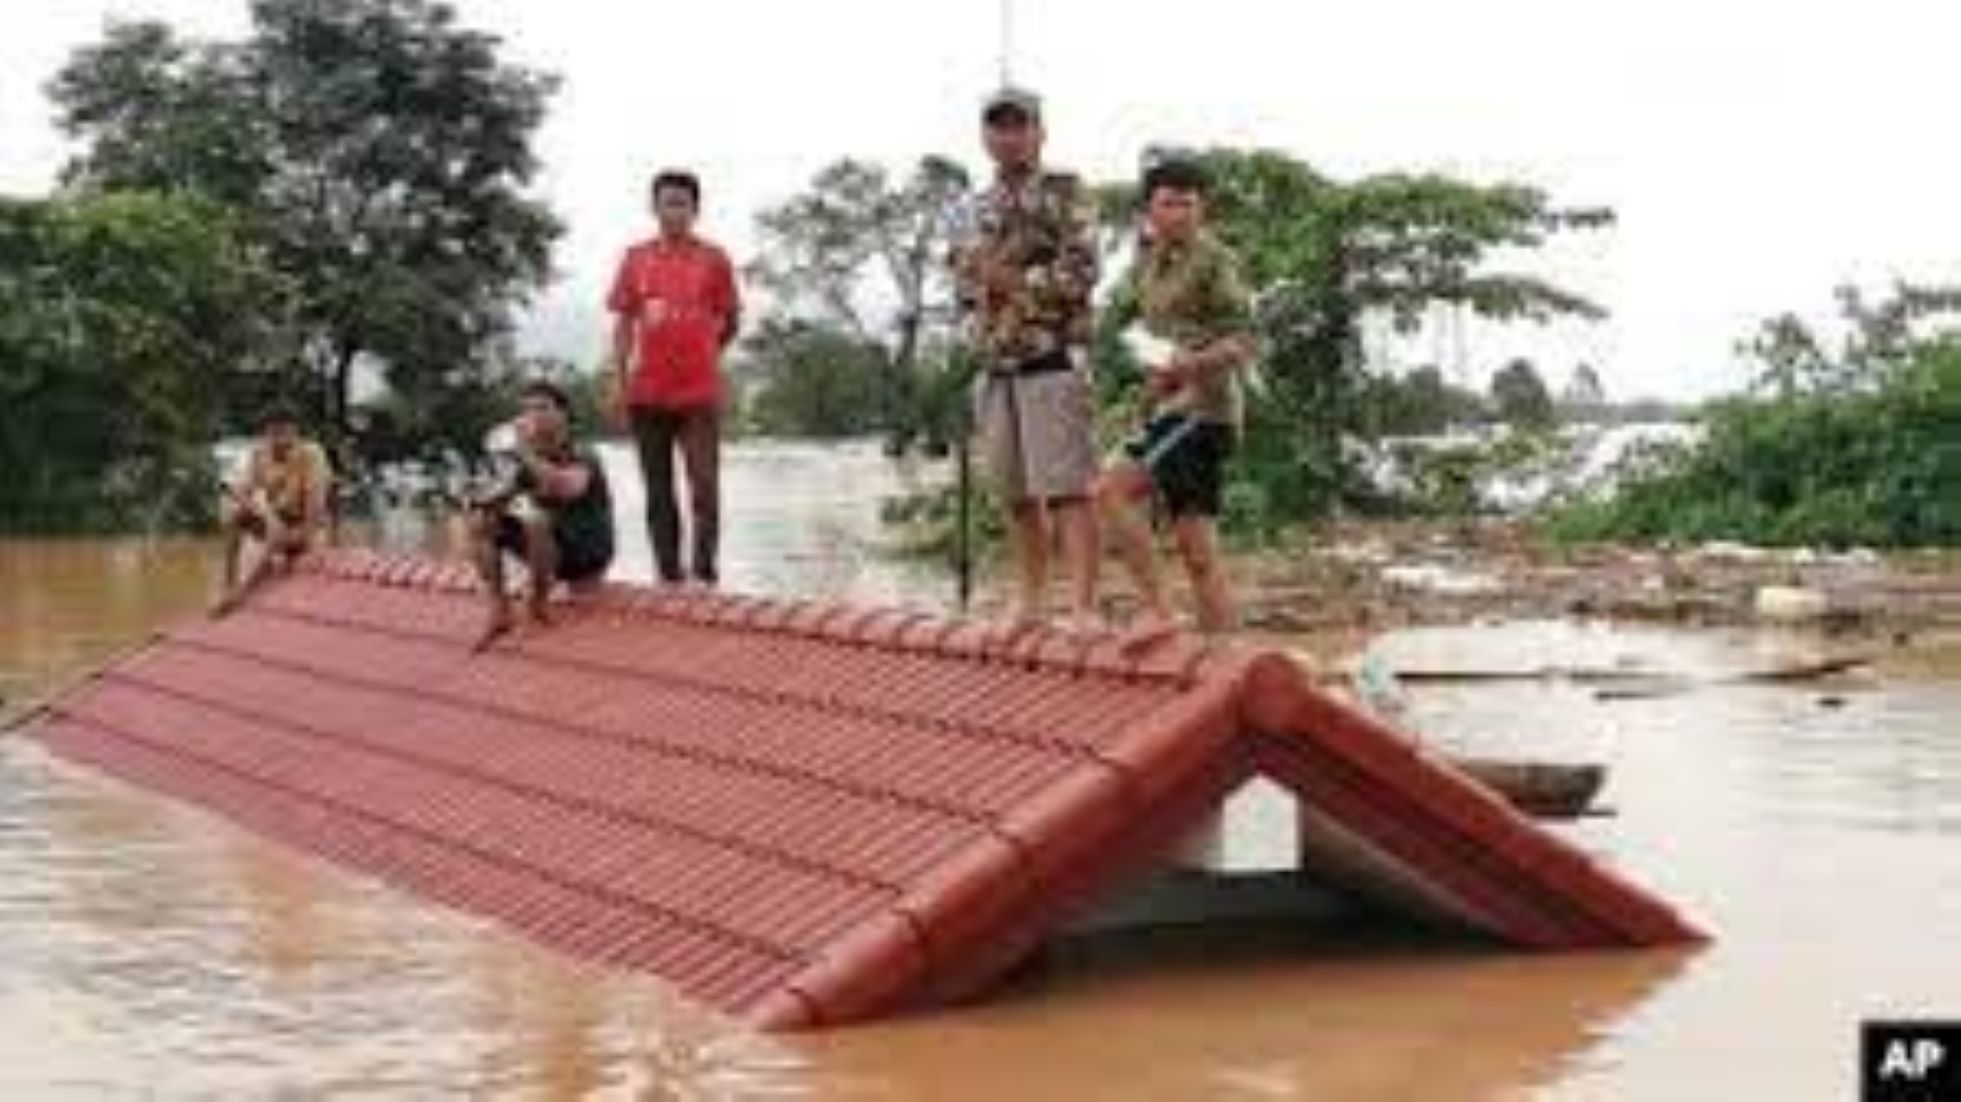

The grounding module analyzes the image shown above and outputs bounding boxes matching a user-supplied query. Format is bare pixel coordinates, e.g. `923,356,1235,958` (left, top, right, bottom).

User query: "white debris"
1121,325,1176,370
1754,585,1830,623
1381,564,1504,596
1695,540,1774,564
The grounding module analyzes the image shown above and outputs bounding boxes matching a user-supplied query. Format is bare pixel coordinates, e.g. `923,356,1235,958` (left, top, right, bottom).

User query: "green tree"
1368,364,1488,435
738,318,891,438
1100,149,1609,521
50,0,561,455
1491,357,1556,429
748,156,972,444
1744,281,1961,397
1559,361,1607,422
0,193,283,531
1556,285,1961,548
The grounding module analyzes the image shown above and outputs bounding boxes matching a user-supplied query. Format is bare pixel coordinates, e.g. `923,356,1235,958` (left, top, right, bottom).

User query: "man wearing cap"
952,86,1102,634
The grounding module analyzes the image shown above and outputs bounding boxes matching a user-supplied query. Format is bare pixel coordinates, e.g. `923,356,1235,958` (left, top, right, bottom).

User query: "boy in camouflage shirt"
1098,157,1257,637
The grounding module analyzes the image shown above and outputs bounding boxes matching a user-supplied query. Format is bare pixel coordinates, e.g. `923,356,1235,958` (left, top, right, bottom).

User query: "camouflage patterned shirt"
1127,229,1255,428
953,166,1099,367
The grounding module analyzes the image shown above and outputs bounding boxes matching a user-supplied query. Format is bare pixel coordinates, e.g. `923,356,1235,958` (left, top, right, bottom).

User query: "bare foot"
980,613,1042,647
472,610,515,652
211,556,275,618
1058,612,1107,637
1118,611,1181,655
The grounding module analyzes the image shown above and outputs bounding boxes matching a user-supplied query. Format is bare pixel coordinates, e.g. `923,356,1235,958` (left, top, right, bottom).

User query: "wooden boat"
1450,757,1609,820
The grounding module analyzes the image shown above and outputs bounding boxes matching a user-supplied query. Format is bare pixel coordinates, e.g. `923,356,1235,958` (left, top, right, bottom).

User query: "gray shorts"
974,354,1097,503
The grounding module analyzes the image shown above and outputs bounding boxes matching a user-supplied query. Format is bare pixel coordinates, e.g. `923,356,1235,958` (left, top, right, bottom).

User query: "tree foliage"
1558,361,1608,423
747,156,972,442
0,193,283,531
1366,365,1488,435
1490,357,1556,429
1096,148,1610,523
1743,281,1961,398
738,318,893,439
1555,286,1961,547
50,0,561,457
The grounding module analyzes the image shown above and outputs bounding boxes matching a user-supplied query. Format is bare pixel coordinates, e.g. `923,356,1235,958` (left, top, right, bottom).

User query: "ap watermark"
1864,1021,1960,1101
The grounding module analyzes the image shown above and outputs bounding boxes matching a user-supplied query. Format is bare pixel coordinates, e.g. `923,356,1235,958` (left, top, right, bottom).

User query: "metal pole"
955,425,973,611
998,0,1015,85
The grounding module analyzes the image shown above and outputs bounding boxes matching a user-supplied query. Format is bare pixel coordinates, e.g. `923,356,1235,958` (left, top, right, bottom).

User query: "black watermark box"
1864,1021,1961,1101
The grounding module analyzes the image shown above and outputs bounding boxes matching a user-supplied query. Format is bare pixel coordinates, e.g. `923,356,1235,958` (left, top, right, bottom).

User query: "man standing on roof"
607,168,742,587
952,86,1102,635
1097,156,1258,637
214,402,332,615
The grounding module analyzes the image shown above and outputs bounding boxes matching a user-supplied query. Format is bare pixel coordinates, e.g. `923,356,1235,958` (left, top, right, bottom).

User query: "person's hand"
466,475,520,513
1147,353,1193,397
606,377,629,432
980,253,1021,299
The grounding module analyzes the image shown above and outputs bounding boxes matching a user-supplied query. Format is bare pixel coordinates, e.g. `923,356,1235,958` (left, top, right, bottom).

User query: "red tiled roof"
29,550,1702,1028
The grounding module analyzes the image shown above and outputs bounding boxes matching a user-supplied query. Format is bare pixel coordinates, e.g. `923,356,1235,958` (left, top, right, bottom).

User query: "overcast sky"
5,0,1957,399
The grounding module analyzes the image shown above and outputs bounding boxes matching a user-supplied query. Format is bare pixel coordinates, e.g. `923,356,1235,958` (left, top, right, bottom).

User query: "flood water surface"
3,441,1956,1099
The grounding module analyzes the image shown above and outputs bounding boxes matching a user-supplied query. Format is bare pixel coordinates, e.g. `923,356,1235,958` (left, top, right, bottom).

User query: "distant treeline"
1552,285,1960,548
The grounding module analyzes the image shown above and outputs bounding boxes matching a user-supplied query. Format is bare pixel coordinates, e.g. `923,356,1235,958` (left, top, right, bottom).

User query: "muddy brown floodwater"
3,441,1956,1099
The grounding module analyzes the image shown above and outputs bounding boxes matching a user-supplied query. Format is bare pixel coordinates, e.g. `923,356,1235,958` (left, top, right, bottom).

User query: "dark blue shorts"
494,513,613,582
1123,414,1234,518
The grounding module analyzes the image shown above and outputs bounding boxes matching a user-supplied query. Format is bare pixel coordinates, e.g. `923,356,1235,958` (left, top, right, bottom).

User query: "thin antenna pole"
998,0,1014,85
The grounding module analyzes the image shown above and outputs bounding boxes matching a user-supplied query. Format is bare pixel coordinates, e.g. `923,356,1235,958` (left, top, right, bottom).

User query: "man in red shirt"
607,169,742,585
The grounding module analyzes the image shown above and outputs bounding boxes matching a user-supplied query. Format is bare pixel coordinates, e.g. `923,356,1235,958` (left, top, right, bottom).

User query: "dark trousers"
629,405,720,584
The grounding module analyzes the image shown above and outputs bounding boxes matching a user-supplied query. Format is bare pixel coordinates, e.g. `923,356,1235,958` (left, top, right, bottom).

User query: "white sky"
4,0,1958,399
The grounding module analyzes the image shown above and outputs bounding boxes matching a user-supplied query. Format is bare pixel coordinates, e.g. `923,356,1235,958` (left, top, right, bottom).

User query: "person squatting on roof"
465,380,616,650
214,403,333,616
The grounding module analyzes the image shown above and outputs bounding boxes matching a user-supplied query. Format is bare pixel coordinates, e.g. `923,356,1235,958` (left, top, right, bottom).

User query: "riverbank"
947,514,1959,680
1233,518,1957,638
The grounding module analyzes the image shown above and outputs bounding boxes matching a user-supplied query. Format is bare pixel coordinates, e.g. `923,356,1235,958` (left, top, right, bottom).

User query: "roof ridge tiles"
302,551,1226,686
